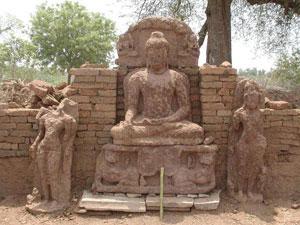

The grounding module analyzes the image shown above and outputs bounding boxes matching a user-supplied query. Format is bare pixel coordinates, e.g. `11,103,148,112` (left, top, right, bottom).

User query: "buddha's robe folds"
111,69,204,146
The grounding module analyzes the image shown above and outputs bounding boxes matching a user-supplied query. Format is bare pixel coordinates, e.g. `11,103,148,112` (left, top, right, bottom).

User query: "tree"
0,15,23,37
130,0,300,65
272,49,300,87
30,1,116,83
0,36,36,78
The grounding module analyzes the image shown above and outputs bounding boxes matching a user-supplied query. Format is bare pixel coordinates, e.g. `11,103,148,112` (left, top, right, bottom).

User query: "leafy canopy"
272,50,300,87
30,1,116,71
129,0,300,55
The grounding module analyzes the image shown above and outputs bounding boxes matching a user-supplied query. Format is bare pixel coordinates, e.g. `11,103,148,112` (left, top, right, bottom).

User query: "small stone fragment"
204,136,215,145
198,193,210,198
265,100,291,110
115,193,126,197
127,193,142,198
187,194,198,198
220,61,232,68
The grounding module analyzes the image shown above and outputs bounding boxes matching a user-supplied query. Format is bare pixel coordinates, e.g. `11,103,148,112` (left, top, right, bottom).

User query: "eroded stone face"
228,79,267,202
26,98,78,214
111,31,204,146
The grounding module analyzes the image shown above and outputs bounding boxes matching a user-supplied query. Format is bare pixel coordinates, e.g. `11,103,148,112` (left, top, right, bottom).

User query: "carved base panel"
93,144,218,194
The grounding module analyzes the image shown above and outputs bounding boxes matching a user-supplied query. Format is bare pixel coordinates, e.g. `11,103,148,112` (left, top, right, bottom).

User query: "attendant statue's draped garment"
26,98,78,213
111,31,204,145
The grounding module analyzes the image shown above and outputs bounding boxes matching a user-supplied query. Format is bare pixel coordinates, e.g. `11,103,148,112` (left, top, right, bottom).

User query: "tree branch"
0,26,13,35
137,0,148,19
246,0,300,15
198,19,208,48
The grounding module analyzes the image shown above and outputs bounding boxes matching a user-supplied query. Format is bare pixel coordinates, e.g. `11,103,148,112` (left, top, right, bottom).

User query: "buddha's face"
146,46,168,74
245,91,260,110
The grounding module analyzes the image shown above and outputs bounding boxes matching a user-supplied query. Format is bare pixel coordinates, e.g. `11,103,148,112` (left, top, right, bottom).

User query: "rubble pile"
0,79,77,109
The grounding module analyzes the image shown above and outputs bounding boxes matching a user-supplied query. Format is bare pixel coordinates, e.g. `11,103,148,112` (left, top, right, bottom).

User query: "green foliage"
0,43,9,68
232,0,300,55
30,1,116,72
239,50,300,90
4,36,36,66
238,67,270,87
0,14,23,37
271,50,300,87
130,0,299,55
0,36,37,78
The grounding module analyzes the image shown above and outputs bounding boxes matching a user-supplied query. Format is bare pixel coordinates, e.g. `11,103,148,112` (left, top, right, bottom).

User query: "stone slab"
194,190,221,210
146,196,193,210
78,190,146,213
147,206,190,212
127,193,142,198
26,202,67,215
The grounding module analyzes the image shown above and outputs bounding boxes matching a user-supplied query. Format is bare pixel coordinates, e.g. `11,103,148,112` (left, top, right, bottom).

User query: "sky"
0,0,276,70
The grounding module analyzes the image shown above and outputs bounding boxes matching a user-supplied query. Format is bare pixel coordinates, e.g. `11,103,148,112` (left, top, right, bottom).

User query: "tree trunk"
206,0,232,65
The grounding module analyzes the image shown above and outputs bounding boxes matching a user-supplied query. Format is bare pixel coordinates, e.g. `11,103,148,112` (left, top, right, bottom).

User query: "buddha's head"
145,31,169,74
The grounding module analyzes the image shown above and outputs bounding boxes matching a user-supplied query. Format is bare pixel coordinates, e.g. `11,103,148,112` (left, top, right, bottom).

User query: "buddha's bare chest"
140,74,175,104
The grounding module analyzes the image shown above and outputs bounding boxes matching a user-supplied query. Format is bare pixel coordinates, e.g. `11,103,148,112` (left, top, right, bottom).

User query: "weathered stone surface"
194,190,221,210
204,136,215,145
116,17,199,68
146,196,193,210
112,31,204,146
265,100,291,110
26,98,78,214
127,193,142,198
228,79,266,203
93,144,217,194
78,190,146,213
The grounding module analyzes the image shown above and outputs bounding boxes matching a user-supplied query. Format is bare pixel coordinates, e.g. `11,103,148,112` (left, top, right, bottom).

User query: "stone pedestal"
93,144,218,194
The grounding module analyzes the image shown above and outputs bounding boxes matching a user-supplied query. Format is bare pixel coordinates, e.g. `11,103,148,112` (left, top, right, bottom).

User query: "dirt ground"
0,194,300,225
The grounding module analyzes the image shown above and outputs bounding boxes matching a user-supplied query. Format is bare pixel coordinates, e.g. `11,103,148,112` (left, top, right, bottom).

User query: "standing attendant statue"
232,87,267,202
26,98,78,213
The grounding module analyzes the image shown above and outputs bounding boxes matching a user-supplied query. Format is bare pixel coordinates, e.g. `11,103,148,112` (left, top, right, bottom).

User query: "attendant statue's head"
145,31,169,74
244,90,261,110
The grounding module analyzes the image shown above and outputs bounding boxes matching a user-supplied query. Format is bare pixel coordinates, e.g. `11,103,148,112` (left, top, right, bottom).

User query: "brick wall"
1,66,300,199
199,67,237,187
0,109,38,158
69,68,117,188
0,109,38,195
263,109,300,198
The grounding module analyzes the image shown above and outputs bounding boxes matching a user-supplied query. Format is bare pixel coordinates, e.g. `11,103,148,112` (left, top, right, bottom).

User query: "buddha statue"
111,31,204,145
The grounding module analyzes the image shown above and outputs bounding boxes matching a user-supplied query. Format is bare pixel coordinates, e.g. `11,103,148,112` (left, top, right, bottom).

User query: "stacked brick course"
0,109,38,158
199,67,237,186
69,68,117,187
263,109,300,198
0,109,37,195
